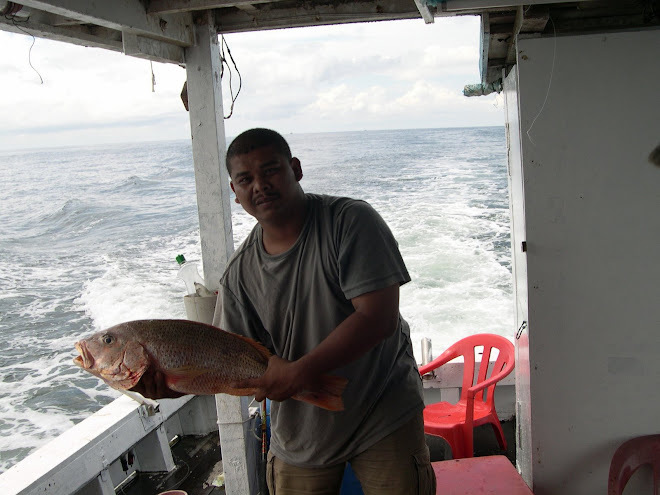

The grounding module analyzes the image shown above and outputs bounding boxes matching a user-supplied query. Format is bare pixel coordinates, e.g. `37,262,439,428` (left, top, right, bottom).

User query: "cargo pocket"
413,446,436,495
266,450,276,495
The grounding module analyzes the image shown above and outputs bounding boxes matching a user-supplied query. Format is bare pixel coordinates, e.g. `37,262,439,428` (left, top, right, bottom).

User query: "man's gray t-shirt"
216,194,424,467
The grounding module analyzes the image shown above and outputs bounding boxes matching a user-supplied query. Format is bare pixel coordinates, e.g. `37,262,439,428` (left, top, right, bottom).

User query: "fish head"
73,325,150,391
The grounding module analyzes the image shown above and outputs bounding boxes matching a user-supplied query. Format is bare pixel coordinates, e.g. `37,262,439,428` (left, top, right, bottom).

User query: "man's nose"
253,175,272,192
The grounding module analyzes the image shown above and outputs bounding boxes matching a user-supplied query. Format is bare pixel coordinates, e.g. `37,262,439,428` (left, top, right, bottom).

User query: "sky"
0,16,505,150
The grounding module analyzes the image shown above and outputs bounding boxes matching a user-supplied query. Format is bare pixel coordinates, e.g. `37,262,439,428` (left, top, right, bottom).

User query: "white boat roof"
1,0,658,84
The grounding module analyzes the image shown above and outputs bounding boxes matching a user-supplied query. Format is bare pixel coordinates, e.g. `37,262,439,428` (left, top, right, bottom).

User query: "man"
215,128,435,495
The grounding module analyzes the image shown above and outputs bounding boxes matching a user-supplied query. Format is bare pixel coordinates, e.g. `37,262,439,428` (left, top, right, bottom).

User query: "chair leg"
454,426,473,459
445,429,468,459
491,420,508,451
450,438,467,459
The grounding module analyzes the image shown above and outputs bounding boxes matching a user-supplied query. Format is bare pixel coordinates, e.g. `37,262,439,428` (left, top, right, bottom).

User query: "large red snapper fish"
73,319,347,411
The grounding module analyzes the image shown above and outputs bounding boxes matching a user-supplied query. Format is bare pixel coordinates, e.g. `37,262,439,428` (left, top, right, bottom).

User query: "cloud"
0,15,503,150
305,79,499,128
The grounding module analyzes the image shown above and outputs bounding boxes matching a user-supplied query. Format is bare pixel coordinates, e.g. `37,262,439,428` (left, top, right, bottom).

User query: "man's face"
229,145,303,224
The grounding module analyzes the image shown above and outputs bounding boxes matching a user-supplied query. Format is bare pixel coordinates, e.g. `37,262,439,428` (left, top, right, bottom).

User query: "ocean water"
0,127,512,473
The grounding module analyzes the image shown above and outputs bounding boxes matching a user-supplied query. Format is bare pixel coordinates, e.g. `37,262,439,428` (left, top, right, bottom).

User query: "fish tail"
295,374,348,411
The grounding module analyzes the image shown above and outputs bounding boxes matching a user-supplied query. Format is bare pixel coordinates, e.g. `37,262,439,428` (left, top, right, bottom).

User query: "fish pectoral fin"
120,389,161,413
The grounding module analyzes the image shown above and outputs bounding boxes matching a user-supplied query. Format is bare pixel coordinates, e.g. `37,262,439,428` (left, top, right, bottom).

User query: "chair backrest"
421,334,515,406
608,435,660,495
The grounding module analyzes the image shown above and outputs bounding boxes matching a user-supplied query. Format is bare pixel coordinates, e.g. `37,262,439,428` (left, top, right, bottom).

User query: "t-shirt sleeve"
335,200,411,300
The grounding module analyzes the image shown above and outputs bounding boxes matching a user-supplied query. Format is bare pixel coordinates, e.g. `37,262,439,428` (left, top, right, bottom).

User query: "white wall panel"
512,28,660,495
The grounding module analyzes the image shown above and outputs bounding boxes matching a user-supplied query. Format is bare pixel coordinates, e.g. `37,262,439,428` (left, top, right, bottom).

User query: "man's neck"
261,195,309,255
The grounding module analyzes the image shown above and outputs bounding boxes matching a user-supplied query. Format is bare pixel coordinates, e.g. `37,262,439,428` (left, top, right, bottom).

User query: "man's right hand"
231,355,312,403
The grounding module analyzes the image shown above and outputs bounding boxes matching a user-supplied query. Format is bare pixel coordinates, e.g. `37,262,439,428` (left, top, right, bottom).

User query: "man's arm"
233,283,401,402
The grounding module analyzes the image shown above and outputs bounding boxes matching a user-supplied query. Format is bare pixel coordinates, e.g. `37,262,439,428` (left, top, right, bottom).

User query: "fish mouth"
73,341,94,369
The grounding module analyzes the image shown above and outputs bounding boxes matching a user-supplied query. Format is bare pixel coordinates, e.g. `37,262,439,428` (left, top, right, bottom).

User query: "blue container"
340,463,364,495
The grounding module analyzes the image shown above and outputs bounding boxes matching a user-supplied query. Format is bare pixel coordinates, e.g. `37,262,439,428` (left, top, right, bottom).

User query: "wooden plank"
16,0,194,46
184,14,254,494
0,15,123,51
442,0,589,11
519,8,549,32
215,396,256,495
148,0,281,14
133,426,176,472
123,32,185,64
506,6,549,64
414,0,435,24
215,0,430,34
184,12,234,292
479,12,490,83
505,6,523,65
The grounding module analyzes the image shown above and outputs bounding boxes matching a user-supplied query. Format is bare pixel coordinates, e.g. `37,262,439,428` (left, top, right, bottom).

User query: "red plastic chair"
608,435,660,495
419,333,515,459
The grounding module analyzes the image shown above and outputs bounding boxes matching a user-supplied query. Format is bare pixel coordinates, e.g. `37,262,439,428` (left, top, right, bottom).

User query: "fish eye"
102,334,115,345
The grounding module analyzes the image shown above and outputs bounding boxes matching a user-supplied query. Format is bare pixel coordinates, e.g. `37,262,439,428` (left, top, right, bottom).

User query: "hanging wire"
150,60,156,92
525,16,556,145
6,13,44,84
220,34,242,119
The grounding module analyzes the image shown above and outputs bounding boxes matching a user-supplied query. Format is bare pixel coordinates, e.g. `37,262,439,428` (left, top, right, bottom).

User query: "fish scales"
73,319,347,411
115,320,269,394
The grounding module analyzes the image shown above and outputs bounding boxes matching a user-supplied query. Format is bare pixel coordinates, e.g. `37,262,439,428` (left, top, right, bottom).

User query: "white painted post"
133,425,176,473
84,469,115,495
184,11,255,495
215,395,257,494
184,11,234,291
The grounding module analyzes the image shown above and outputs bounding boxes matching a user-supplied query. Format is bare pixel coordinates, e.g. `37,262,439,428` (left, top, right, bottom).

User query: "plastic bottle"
176,254,205,296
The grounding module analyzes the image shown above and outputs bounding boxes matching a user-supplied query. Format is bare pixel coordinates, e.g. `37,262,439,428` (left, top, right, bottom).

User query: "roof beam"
505,5,549,63
414,0,435,23
505,6,523,65
0,14,123,51
479,12,489,83
148,0,279,14
442,0,590,10
215,0,437,34
16,0,194,46
122,32,185,64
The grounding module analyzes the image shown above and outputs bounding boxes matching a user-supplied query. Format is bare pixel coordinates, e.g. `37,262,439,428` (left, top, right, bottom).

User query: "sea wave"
0,127,511,473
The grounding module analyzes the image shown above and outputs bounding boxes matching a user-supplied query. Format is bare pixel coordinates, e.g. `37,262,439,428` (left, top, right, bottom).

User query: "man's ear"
291,157,303,182
230,182,240,204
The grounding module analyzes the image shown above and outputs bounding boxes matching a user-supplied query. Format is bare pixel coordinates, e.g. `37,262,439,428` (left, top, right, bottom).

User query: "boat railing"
421,360,516,420
0,394,219,495
0,358,515,495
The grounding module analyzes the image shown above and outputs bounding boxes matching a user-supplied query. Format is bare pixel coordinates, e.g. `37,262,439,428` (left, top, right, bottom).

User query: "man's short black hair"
226,128,292,174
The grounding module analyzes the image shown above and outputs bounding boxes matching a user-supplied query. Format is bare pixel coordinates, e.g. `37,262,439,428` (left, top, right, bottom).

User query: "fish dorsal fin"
230,332,273,362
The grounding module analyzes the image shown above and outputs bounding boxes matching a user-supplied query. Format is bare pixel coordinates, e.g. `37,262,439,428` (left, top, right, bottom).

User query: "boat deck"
120,431,226,495
426,419,516,463
118,420,515,494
